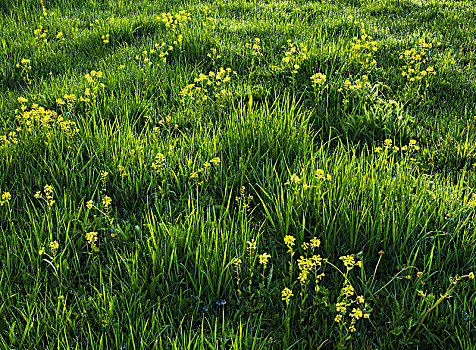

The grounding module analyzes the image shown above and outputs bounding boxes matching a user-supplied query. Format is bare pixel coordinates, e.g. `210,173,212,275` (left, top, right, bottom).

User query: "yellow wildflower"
281,287,293,304
258,253,271,265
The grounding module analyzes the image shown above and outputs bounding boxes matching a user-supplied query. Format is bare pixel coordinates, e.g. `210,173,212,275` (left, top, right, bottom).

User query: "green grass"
1,0,476,348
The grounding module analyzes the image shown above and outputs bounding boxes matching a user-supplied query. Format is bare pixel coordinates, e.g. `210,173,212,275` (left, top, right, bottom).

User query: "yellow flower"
1,192,11,202
281,287,293,304
469,272,474,280
17,97,28,104
334,314,343,323
258,253,271,265
49,241,59,251
86,231,98,247
102,196,112,208
246,239,257,251
315,169,325,179
38,247,45,255
285,173,301,186
86,200,94,209
210,157,221,166
284,235,295,252
350,308,363,320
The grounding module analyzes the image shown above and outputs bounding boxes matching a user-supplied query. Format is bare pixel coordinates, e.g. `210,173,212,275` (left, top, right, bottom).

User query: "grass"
1,0,476,348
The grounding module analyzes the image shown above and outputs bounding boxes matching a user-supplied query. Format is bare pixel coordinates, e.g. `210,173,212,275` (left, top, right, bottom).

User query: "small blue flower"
65,112,69,115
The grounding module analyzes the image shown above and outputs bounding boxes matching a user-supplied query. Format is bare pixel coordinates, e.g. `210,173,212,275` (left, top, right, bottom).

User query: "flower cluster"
284,173,302,186
34,184,55,207
38,240,59,257
285,168,331,190
156,11,191,32
375,139,420,154
15,104,79,139
310,72,327,88
81,70,105,103
179,68,237,105
33,25,49,43
343,75,372,92
339,254,362,271
339,75,374,104
88,17,115,44
56,94,77,113
258,253,271,265
85,231,99,250
281,40,308,74
245,38,264,57
400,40,438,85
0,131,19,151
189,157,221,185
350,28,377,71
16,58,32,85
282,287,294,305
332,255,369,334
0,192,11,206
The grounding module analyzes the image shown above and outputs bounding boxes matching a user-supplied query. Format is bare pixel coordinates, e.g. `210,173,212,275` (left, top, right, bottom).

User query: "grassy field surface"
1,0,476,348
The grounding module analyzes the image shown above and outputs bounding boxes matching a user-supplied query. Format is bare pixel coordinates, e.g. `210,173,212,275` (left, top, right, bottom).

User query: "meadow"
1,0,476,348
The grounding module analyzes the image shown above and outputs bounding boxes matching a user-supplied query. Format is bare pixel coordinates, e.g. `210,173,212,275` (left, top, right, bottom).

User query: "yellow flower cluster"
34,184,55,206
315,169,332,181
297,254,324,284
56,94,77,112
102,195,112,211
339,254,362,271
15,104,79,139
85,231,98,249
89,17,115,44
189,157,221,184
334,284,369,331
281,40,308,74
350,28,377,70
284,235,296,253
33,25,48,43
281,287,294,305
258,253,271,265
284,173,301,186
0,131,19,150
157,10,191,32
38,240,59,257
82,70,105,102
400,39,439,85
0,192,11,206
135,41,178,67
86,192,114,226
310,72,326,88
39,0,53,19
343,75,372,91
245,38,263,57
16,58,32,85
179,68,236,104
285,169,331,190
375,139,420,153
